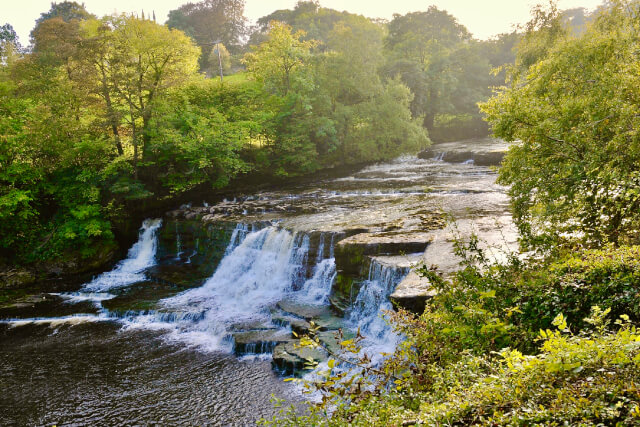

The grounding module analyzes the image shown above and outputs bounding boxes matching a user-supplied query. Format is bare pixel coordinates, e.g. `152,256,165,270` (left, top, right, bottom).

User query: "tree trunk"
131,112,138,180
142,110,151,160
104,91,123,155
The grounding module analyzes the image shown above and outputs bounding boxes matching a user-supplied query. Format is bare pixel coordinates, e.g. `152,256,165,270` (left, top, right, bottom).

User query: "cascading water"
347,260,410,359
174,220,182,260
225,223,251,256
296,258,336,305
83,219,163,292
146,226,313,351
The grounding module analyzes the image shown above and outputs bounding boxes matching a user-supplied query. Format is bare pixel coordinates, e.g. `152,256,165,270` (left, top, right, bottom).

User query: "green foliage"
481,1,640,248
147,86,249,193
166,0,247,71
383,7,496,140
243,18,429,176
265,236,640,426
244,22,317,97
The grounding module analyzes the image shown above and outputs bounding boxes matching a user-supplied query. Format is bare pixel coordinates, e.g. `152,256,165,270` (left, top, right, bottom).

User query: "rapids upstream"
0,138,515,425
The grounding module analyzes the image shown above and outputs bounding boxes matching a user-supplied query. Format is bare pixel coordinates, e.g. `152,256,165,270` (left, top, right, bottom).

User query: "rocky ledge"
418,137,509,166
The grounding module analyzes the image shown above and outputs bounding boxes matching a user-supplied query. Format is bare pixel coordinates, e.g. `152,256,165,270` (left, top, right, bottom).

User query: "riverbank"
1,137,511,424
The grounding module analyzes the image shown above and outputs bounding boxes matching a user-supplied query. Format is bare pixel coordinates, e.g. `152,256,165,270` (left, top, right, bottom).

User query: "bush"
263,240,640,426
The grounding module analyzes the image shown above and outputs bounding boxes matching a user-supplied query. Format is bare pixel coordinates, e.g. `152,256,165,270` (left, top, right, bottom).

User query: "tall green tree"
31,1,93,44
243,21,316,97
384,7,491,139
166,0,247,71
481,0,640,248
107,16,200,177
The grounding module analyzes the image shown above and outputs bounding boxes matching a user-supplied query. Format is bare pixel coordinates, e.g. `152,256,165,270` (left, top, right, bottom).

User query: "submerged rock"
272,340,328,375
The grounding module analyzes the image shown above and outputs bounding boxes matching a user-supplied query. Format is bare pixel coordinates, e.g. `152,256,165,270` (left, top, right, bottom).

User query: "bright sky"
3,0,604,46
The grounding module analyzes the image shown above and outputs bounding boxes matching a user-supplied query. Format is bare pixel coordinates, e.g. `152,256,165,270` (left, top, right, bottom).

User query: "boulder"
389,271,437,314
272,340,328,375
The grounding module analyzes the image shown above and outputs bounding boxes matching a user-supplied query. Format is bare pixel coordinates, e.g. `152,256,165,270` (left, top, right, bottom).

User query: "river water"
0,138,512,425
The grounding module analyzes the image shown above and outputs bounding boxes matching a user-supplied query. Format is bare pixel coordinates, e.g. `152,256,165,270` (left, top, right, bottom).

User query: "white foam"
2,314,105,328
84,219,162,292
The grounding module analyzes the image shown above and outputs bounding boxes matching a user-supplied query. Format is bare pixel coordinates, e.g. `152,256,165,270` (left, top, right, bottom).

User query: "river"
0,138,514,425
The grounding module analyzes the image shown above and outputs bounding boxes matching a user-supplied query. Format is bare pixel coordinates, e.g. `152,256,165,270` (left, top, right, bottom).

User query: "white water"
1,314,108,328
84,219,163,292
34,217,405,363
347,260,410,360
296,258,336,305
111,223,404,359
135,226,312,351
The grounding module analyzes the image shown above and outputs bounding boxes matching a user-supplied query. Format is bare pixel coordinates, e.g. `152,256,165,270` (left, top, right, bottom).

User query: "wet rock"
156,219,237,279
336,232,432,258
418,138,509,166
0,293,99,319
313,313,345,331
230,320,279,332
0,269,36,289
329,274,363,315
316,329,355,356
334,233,431,284
276,300,337,320
270,313,312,335
272,340,328,375
418,150,505,166
390,271,437,314
233,329,292,356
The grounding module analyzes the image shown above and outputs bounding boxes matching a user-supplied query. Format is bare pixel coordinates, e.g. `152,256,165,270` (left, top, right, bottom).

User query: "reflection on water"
0,322,300,425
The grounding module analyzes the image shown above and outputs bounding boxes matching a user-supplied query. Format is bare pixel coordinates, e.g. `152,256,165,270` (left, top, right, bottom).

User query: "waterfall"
296,258,336,305
316,233,326,263
175,220,182,260
155,226,312,351
224,223,251,256
84,219,162,292
347,260,410,358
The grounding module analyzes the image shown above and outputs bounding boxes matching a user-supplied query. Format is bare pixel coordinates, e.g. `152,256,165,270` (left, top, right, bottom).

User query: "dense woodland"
3,0,640,425
0,0,520,269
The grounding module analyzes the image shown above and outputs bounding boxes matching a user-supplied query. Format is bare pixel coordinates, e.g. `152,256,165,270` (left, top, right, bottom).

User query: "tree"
0,24,21,66
255,1,348,45
481,0,640,248
75,18,125,155
243,21,316,97
31,1,93,43
107,16,200,177
166,0,247,71
314,16,429,163
384,7,491,138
